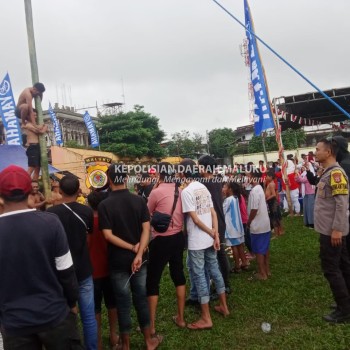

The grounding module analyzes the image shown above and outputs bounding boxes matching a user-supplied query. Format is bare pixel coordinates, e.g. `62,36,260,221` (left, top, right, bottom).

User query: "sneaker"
323,310,350,323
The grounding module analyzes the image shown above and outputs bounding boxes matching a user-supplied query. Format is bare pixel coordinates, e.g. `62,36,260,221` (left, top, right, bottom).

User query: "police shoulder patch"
330,169,348,196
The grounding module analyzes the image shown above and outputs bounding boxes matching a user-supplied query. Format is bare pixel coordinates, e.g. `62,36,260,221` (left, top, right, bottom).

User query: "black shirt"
201,178,226,239
0,210,78,336
98,189,150,272
138,183,154,203
48,202,93,282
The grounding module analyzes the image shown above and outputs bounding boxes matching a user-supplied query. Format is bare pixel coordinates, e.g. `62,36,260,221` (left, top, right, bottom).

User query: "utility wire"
211,0,350,119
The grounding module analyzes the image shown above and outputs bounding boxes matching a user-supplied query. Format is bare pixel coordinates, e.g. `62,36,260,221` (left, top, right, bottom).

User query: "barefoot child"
246,171,271,280
265,170,283,236
223,182,249,273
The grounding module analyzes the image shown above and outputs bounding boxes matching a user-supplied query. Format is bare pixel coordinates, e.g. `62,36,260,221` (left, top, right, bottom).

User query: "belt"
29,143,39,145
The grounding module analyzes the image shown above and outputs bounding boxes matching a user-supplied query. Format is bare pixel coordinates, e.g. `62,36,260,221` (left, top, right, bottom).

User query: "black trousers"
2,311,83,350
320,235,350,313
217,233,231,289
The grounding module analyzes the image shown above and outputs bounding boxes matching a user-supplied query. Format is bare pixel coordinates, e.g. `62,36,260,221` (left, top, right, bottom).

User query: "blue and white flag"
0,73,22,145
83,111,99,148
244,0,274,136
48,102,63,145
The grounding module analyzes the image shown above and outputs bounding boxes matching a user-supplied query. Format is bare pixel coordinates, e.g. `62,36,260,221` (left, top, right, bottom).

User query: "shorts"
251,232,271,254
93,276,116,313
26,144,41,167
226,235,245,247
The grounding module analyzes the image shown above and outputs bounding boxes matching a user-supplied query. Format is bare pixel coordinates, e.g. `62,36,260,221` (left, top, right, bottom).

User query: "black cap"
332,136,348,153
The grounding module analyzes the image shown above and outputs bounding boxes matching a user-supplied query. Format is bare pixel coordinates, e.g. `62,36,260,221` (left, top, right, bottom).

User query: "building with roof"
0,103,98,147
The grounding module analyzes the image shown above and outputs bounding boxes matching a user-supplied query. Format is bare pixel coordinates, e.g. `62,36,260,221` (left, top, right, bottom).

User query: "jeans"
320,235,350,312
110,265,150,334
2,311,83,350
186,253,210,301
188,247,225,304
79,276,98,350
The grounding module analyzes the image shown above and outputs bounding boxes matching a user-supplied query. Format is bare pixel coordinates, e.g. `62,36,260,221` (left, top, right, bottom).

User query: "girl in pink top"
295,167,315,228
230,182,253,260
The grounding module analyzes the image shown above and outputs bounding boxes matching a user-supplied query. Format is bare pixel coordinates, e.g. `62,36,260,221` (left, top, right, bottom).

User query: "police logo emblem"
332,172,342,183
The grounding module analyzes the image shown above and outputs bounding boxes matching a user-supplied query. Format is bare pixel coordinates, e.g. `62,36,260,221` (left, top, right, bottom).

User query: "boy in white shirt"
246,170,271,280
180,159,229,330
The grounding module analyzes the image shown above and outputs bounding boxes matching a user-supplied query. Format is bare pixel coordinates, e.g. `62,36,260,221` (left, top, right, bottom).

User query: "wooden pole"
272,97,293,216
261,131,268,165
24,0,50,199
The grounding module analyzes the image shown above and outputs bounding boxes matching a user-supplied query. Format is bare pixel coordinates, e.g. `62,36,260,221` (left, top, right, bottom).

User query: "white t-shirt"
181,181,214,250
247,185,271,234
286,159,296,175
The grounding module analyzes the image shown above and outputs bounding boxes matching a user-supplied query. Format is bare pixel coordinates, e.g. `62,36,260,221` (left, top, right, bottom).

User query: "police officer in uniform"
314,138,350,323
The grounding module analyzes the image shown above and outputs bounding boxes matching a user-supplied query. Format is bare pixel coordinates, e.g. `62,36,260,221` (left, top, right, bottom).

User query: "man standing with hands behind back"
314,138,350,323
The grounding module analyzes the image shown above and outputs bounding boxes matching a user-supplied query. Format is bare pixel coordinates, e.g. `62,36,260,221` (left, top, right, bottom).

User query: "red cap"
0,165,32,197
148,167,156,175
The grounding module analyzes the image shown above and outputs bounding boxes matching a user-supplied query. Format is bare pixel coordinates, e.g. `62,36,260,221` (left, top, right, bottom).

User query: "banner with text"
0,73,22,145
83,111,99,148
244,0,274,136
48,102,63,145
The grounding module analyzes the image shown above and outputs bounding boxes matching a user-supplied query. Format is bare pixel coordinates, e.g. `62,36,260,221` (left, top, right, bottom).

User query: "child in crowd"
295,166,315,228
223,182,249,273
265,171,283,236
87,191,119,350
246,171,271,281
230,182,253,259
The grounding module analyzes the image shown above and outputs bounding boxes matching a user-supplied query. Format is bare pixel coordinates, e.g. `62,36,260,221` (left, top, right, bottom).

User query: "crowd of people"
1,137,350,349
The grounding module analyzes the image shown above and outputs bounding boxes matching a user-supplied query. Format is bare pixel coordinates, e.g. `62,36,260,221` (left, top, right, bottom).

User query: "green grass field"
100,217,350,350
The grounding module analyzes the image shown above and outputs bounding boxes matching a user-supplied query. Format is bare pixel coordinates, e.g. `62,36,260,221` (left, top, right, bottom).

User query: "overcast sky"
1,0,349,139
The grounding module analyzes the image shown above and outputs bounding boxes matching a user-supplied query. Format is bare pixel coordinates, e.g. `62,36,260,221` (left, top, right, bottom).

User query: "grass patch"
100,217,350,349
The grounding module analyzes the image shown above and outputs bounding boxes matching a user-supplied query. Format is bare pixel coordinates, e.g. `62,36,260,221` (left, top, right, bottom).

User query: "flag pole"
24,0,50,199
247,0,293,216
271,95,293,216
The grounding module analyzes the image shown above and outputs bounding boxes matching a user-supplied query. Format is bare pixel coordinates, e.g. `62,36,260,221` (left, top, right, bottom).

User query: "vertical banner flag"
244,0,274,136
83,111,99,148
0,73,22,145
48,102,63,145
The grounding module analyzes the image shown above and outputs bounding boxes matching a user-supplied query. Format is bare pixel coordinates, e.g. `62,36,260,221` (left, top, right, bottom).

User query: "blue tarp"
0,145,61,174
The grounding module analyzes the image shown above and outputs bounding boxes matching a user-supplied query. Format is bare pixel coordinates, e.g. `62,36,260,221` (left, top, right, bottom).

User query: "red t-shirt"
88,215,109,279
238,194,248,224
275,171,299,191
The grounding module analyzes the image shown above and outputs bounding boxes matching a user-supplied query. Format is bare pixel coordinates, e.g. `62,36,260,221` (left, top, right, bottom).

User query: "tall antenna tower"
240,38,254,123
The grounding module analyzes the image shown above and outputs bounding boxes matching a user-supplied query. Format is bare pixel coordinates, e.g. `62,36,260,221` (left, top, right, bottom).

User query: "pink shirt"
238,194,248,224
147,182,184,237
295,174,315,195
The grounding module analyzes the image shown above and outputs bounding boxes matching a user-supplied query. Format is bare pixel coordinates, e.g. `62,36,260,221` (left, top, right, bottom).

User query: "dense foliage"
247,128,306,154
208,128,237,159
97,105,166,158
165,131,204,158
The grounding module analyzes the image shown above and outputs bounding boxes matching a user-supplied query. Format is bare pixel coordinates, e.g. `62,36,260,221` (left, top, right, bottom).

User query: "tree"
165,131,203,158
208,128,237,159
247,128,306,154
97,105,166,158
